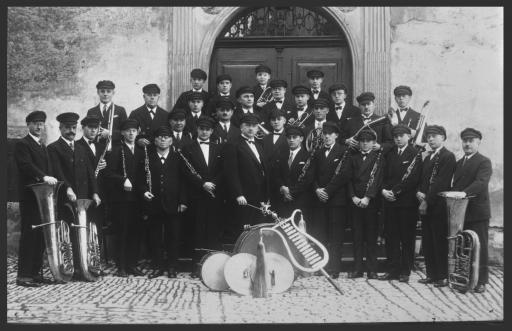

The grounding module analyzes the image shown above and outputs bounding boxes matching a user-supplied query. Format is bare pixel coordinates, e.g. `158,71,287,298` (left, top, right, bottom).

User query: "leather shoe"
33,275,54,284
115,269,128,277
399,275,410,283
16,279,43,287
378,273,399,281
367,272,378,279
126,267,145,277
330,272,340,279
167,268,178,279
474,284,486,293
434,279,448,287
418,277,435,284
148,269,164,279
348,271,364,279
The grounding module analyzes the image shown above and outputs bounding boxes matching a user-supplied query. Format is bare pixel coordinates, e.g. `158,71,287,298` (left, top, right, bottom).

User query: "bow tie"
273,132,282,135
335,106,342,110
361,152,370,157
244,138,255,144
88,140,94,145
312,89,320,94
297,107,305,111
399,108,408,112
323,146,332,152
275,101,283,104
362,117,372,121
199,141,210,145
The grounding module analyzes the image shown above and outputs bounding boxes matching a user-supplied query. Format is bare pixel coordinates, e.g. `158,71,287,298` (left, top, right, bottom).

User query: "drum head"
224,253,256,296
265,252,295,294
233,224,288,258
200,251,231,291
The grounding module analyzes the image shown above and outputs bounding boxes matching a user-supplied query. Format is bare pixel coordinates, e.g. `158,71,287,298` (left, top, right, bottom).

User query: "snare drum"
198,251,231,291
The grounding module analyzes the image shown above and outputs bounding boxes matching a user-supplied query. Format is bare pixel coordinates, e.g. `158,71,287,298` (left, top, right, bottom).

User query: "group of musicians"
15,65,492,294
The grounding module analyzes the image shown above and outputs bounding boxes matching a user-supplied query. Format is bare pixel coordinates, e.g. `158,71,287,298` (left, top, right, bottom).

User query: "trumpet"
255,123,270,140
256,87,274,106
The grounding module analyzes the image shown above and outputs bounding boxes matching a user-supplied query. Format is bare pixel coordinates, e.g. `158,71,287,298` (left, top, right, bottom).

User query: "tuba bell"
439,191,480,293
29,182,74,283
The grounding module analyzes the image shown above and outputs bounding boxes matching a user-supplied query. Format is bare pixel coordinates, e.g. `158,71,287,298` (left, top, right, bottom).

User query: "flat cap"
96,80,115,89
425,125,446,138
306,70,324,78
269,79,287,89
26,110,46,123
322,121,340,134
357,127,377,141
393,85,412,96
356,92,376,104
56,112,79,124
460,127,482,140
269,109,286,120
168,108,187,121
215,97,235,110
190,68,207,80
236,86,255,98
216,74,232,84
312,98,330,109
285,125,305,137
329,83,348,94
80,115,101,127
240,113,260,125
120,118,139,131
391,124,411,136
255,64,272,74
153,126,172,138
142,84,160,94
196,116,215,129
292,85,311,96
187,92,204,102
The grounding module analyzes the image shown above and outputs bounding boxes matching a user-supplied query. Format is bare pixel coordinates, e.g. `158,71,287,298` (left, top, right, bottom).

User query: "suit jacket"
86,103,128,145
104,143,144,202
382,144,422,207
274,147,311,206
75,137,106,170
128,105,169,142
206,93,238,117
15,135,53,201
262,97,296,124
211,121,241,144
419,147,456,210
262,130,288,167
326,103,361,129
348,149,385,208
312,143,352,206
137,148,187,216
222,135,269,203
341,113,394,153
181,140,223,200
47,137,98,199
171,130,194,151
253,84,271,104
451,152,492,222
393,107,421,131
172,90,210,113
184,112,209,138
232,106,265,128
308,90,332,107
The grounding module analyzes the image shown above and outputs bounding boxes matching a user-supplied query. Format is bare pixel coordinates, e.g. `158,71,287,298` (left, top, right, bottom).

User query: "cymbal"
224,253,256,296
200,251,231,291
265,252,294,294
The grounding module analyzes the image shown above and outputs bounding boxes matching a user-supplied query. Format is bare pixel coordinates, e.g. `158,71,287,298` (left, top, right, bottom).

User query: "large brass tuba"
68,199,102,281
439,191,480,293
29,182,74,283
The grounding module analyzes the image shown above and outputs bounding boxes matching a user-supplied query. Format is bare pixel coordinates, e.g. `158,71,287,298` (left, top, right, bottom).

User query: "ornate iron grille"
222,7,341,38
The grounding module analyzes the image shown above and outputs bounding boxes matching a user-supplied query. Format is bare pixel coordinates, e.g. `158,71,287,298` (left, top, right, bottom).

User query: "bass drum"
199,251,231,291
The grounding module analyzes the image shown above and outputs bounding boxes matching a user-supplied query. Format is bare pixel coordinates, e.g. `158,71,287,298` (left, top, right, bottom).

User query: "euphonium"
29,182,74,283
439,191,480,293
305,127,324,152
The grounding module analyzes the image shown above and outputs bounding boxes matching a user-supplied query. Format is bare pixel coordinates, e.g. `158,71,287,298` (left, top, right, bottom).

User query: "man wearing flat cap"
14,110,59,287
388,85,422,139
326,83,360,129
304,98,331,143
211,98,241,144
206,74,238,117
172,68,210,112
168,109,193,151
343,91,393,153
223,113,270,238
450,128,492,293
181,116,224,276
262,79,295,124
306,70,331,106
232,86,265,128
129,84,169,148
184,92,207,137
379,124,422,282
253,64,272,107
104,118,145,278
87,80,128,147
416,125,456,287
48,112,101,282
288,85,314,128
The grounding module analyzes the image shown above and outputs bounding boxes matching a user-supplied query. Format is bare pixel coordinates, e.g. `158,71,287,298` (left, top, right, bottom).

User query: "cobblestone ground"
7,255,503,324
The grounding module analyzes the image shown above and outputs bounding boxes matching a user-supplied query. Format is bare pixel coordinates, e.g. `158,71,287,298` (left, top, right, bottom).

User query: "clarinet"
363,148,383,197
332,148,351,178
427,152,440,193
120,140,127,179
395,145,424,195
143,145,152,194
174,147,203,181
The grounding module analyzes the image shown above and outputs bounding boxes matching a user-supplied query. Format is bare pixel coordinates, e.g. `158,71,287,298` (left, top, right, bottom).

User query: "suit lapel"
192,141,208,171
239,138,262,166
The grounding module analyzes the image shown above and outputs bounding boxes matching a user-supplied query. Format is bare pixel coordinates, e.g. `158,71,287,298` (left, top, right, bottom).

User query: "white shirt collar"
125,141,135,149
241,133,254,142
28,132,41,144
242,107,253,114
465,152,477,160
335,102,346,108
191,111,202,117
290,146,301,156
61,136,74,145
274,128,284,134
157,149,170,159
100,101,112,110
192,88,203,93
220,92,230,96
315,119,326,127
397,145,407,153
147,105,157,111
197,138,210,144
431,146,443,157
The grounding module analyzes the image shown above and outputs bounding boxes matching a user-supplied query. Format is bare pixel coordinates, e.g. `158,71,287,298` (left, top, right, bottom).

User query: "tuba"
68,199,101,281
439,191,480,293
29,182,74,283
305,127,324,152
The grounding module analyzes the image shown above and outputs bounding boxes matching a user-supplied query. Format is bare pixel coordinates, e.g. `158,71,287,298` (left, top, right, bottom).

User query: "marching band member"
326,83,360,129
379,124,422,282
348,128,385,279
15,111,58,287
304,98,330,140
184,92,207,137
416,125,456,287
389,85,421,138
138,126,188,279
262,79,295,123
288,85,314,128
104,119,146,277
172,68,210,112
168,109,193,151
206,74,237,117
253,64,272,108
86,80,128,146
211,98,241,144
450,128,492,293
232,86,264,128
307,70,331,105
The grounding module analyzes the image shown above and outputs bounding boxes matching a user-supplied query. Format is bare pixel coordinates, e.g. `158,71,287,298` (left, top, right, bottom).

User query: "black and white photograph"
5,5,503,324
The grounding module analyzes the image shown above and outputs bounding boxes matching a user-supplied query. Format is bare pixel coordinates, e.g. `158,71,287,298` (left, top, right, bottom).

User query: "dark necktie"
462,156,468,167
313,89,319,94
222,124,228,133
69,142,74,151
362,152,369,160
335,106,342,111
149,108,155,118
273,132,282,136
175,133,181,142
199,141,209,145
102,105,108,119
398,149,402,157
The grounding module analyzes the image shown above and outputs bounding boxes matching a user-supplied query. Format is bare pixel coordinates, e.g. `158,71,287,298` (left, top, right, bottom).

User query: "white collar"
362,113,373,120
124,141,135,149
192,88,203,93
335,102,345,108
100,101,112,109
28,132,41,144
397,145,407,153
290,146,301,155
298,105,307,111
157,149,170,159
398,107,409,112
312,88,321,93
197,138,210,144
220,92,230,96
241,134,254,142
191,111,202,117
173,130,182,136
259,84,267,90
431,146,443,156
465,152,477,160
83,137,95,145
147,105,157,111
315,119,326,125
273,128,284,134
242,107,253,114
61,136,74,145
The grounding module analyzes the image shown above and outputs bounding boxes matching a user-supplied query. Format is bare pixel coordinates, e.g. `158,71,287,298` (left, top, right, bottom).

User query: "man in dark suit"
168,109,193,151
184,92,207,137
15,111,58,287
262,79,296,125
388,85,422,139
205,74,238,117
326,83,360,129
253,64,272,108
307,70,331,108
310,122,352,278
342,92,394,154
137,126,188,279
450,128,492,293
129,84,169,148
379,125,422,282
348,128,385,280
172,68,210,112
181,116,224,276
232,86,265,128
47,112,101,282
223,113,270,235
303,98,330,143
104,119,146,278
86,80,128,146
416,125,456,287
211,98,241,144
288,85,314,128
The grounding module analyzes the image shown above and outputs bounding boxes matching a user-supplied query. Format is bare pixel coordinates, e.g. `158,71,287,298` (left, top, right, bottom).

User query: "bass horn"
29,182,74,283
439,191,480,293
68,199,102,281
305,127,324,152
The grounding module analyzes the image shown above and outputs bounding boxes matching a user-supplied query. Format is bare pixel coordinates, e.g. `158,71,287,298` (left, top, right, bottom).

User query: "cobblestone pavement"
7,255,503,324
